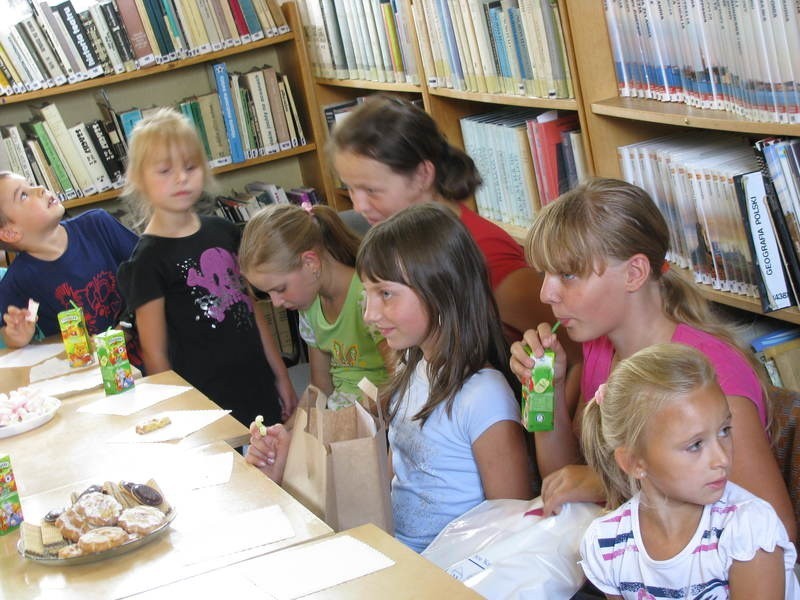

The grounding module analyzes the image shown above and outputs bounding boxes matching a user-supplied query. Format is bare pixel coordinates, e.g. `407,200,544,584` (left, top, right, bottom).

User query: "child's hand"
275,377,299,421
246,421,291,485
510,323,567,385
2,305,37,348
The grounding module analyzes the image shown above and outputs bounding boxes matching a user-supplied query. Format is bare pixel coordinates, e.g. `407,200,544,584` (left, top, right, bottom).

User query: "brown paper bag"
282,385,394,533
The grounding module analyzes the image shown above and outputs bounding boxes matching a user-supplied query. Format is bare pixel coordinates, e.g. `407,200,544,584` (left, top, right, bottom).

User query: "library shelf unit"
562,0,800,326
0,2,327,213
307,0,592,232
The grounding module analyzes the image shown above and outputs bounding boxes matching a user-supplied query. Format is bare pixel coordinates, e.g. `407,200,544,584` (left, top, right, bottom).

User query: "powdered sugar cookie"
78,526,128,554
118,505,165,535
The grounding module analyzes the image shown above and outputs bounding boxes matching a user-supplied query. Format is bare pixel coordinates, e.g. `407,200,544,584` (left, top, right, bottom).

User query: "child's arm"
2,305,36,348
727,394,797,541
253,306,299,420
728,547,786,599
135,298,171,375
473,420,531,500
308,346,334,395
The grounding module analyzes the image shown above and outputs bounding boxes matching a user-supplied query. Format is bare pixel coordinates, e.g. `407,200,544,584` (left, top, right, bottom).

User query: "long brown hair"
356,203,512,423
328,95,482,201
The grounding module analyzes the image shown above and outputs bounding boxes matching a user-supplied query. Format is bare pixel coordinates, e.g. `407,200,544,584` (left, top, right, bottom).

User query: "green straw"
551,320,561,334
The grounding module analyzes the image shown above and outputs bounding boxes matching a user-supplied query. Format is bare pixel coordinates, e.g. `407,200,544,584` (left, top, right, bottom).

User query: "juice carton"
0,455,23,535
94,329,135,395
522,349,555,432
57,304,93,368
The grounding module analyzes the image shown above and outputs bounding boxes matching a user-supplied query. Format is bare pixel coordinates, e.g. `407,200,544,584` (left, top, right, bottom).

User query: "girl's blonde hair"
123,107,212,226
239,203,361,274
581,343,718,509
528,177,772,429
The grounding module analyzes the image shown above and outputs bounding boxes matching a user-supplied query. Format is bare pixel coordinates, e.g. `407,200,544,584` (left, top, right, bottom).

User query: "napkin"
77,383,192,416
108,410,231,443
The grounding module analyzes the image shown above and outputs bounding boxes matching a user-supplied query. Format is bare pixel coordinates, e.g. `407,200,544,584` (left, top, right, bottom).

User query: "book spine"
3,126,37,184
277,76,298,147
238,0,266,39
99,0,136,68
160,0,188,55
251,0,278,36
212,62,246,163
209,0,238,46
246,71,279,153
114,0,156,65
29,120,78,199
265,0,289,33
142,0,175,59
68,123,113,192
89,4,127,73
30,0,79,82
19,16,67,84
79,9,115,75
34,103,96,196
52,0,103,77
262,66,291,150
735,170,795,311
85,119,125,186
197,93,232,166
227,0,253,40
281,73,305,145
3,26,46,90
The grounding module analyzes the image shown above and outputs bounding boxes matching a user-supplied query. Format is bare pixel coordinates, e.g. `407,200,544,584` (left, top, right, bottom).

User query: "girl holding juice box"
508,178,795,541
238,203,391,410
117,108,297,426
249,204,531,552
579,343,799,599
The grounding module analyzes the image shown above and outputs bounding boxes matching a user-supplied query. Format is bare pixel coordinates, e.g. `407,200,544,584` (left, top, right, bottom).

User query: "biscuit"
74,492,122,527
118,505,165,535
58,544,84,559
56,507,87,543
135,416,171,434
78,526,128,554
21,522,45,557
145,479,171,514
40,521,66,548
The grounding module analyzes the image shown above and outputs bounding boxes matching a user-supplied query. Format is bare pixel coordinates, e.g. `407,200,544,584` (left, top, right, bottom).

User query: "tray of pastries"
18,479,175,566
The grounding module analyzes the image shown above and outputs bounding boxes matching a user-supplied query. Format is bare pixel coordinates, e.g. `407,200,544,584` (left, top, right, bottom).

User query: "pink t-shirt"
581,323,766,427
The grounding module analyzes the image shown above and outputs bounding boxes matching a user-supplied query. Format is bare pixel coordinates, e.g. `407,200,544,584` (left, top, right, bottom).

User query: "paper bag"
282,385,393,533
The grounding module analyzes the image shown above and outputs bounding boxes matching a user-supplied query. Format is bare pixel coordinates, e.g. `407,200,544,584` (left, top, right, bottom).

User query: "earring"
639,471,646,479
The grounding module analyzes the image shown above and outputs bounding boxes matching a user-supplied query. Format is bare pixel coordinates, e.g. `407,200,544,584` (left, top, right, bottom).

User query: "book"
95,88,129,158
180,96,212,157
196,92,232,166
112,0,156,66
78,8,115,75
51,0,103,77
734,170,795,311
276,75,298,147
29,102,95,196
264,0,289,34
1,22,46,90
23,120,78,200
195,0,224,50
141,0,175,58
118,106,144,143
251,0,278,37
261,65,292,151
241,67,279,154
25,137,60,193
238,0,266,39
98,0,137,70
212,62,246,163
226,0,253,41
68,122,113,192
17,14,67,84
29,0,81,83
85,118,125,186
88,3,127,74
280,72,305,145
1,125,37,185
525,110,579,204
160,0,189,54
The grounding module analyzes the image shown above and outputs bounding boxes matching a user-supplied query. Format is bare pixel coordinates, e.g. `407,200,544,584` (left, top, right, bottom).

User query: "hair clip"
301,201,313,213
592,383,607,406
661,260,670,274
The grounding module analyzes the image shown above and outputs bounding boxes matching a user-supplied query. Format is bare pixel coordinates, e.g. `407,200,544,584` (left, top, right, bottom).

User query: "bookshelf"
306,0,591,227
0,2,327,213
562,0,800,326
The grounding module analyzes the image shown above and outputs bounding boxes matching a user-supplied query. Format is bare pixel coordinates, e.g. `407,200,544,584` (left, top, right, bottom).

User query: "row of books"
0,61,306,201
603,0,800,123
298,0,419,85
414,0,572,98
214,182,322,223
0,0,288,95
459,108,586,228
618,132,800,314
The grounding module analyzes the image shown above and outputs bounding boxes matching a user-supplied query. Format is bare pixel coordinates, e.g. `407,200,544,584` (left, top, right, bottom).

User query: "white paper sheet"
107,410,231,443
238,535,395,599
175,504,296,566
0,343,64,368
25,367,103,398
77,383,192,416
29,355,96,382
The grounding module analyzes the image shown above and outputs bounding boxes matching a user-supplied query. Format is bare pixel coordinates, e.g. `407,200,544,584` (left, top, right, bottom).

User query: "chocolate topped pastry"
120,481,163,506
43,508,64,523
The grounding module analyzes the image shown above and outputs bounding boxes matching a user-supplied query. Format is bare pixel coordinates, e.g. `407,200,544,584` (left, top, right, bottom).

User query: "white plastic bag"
422,497,602,600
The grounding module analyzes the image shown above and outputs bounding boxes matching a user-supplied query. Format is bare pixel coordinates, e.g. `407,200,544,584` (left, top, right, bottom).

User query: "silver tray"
18,508,176,566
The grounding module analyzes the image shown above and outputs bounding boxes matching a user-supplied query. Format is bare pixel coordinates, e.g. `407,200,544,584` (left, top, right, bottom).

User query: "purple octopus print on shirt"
186,247,254,327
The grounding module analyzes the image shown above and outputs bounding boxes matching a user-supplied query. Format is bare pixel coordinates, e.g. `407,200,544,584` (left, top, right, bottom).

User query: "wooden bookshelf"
2,3,327,214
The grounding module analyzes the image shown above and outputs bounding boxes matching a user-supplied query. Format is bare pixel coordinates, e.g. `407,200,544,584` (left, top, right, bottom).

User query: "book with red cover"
525,111,579,205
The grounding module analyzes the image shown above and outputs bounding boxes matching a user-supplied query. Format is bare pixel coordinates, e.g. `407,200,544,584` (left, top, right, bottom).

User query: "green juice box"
0,455,23,535
57,304,93,368
522,349,555,432
94,329,135,395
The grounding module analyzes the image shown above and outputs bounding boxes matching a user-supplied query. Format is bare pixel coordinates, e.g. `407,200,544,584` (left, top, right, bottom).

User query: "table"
125,523,483,599
0,369,252,496
0,441,333,600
